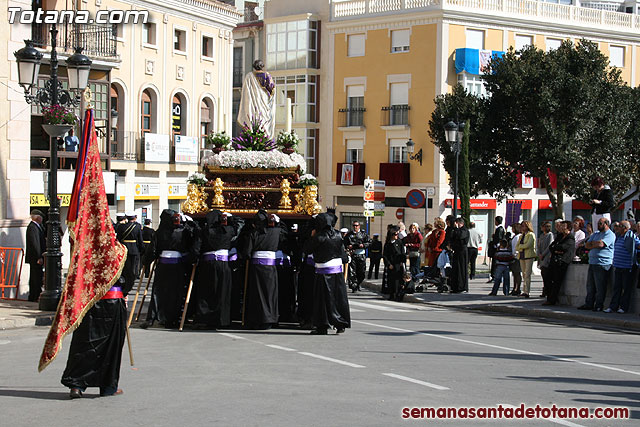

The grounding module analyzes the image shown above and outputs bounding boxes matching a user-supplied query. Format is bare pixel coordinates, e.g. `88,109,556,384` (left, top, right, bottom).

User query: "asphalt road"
1,290,638,427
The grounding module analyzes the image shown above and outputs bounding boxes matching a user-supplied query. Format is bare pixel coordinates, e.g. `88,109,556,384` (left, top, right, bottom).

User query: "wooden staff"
179,262,199,332
343,263,349,282
136,261,156,322
241,259,250,326
127,264,146,328
125,326,134,366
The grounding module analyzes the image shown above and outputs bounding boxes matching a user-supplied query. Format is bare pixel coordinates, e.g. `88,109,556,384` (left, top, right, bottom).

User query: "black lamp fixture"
406,138,423,166
444,120,465,218
14,26,92,311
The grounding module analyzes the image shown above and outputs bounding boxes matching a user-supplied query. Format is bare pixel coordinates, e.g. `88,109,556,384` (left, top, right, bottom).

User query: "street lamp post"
14,26,92,311
444,120,465,219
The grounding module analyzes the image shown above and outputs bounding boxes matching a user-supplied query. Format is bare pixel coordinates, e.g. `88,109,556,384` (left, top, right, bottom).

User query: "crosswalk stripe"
349,301,410,312
382,373,449,390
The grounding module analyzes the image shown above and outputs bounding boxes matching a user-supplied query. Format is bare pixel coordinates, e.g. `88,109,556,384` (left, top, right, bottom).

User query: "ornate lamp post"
405,138,423,166
444,120,465,219
14,25,92,311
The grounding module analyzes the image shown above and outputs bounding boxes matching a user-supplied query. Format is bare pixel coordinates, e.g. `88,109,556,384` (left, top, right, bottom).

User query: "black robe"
296,227,316,326
194,211,236,327
304,226,351,330
239,226,283,328
147,213,199,328
277,229,297,324
61,295,126,394
450,226,470,292
116,221,144,294
383,239,405,299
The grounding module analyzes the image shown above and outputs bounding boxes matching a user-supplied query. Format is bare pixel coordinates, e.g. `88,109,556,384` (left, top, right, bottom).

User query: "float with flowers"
181,118,321,218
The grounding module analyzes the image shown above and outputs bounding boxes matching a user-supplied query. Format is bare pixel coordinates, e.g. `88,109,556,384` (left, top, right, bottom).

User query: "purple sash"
252,258,277,266
203,253,229,262
315,265,343,274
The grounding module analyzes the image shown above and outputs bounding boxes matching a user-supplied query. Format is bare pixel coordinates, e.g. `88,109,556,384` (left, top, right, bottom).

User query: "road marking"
353,320,640,377
373,300,447,311
218,332,249,341
382,373,449,390
502,405,586,427
0,340,10,345
349,301,410,312
298,352,366,368
266,344,297,352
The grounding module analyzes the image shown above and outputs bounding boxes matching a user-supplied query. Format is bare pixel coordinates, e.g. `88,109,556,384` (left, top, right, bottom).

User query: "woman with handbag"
515,221,537,298
404,223,423,279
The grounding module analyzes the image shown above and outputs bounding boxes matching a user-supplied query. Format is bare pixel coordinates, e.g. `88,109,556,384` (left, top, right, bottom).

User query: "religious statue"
237,59,276,140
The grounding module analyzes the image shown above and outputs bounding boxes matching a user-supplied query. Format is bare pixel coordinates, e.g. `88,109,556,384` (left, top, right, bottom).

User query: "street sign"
363,210,375,217
396,208,404,220
426,186,436,196
363,202,385,210
364,191,386,202
373,211,384,217
406,189,426,209
364,179,385,192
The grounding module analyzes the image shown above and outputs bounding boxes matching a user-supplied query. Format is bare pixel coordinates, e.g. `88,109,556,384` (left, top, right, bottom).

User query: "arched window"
200,98,213,140
171,95,183,139
141,90,152,135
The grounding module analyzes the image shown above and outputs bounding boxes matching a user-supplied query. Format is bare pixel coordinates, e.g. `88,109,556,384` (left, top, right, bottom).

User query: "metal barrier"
0,248,25,300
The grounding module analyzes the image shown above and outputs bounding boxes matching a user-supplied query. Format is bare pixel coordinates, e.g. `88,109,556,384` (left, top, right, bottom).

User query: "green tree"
482,40,636,218
459,119,471,226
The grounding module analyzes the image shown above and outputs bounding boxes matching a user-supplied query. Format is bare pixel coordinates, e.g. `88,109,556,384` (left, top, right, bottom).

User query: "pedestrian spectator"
397,222,407,239
367,234,382,280
420,223,433,268
64,128,79,169
578,217,615,312
537,221,554,298
586,222,593,238
605,220,640,314
26,209,46,302
509,223,523,296
572,216,587,261
589,177,615,229
383,226,405,301
424,218,446,273
489,239,513,296
544,220,575,306
404,223,423,279
449,218,470,293
441,215,455,253
467,221,482,280
487,216,506,283
515,221,536,298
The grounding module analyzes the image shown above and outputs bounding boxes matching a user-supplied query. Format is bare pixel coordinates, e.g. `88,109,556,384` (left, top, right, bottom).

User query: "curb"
0,314,54,331
361,280,640,332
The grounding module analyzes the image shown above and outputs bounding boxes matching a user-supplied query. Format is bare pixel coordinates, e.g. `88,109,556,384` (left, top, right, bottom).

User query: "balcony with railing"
30,131,111,171
31,22,118,61
381,105,410,129
330,0,640,33
338,107,366,130
111,130,143,162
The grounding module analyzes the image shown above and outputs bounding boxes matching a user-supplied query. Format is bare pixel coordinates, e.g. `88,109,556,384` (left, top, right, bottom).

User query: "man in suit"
26,209,46,302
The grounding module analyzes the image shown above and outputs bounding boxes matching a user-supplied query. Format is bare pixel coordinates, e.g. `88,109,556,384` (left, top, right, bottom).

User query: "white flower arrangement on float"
204,150,307,174
187,172,207,186
298,174,318,187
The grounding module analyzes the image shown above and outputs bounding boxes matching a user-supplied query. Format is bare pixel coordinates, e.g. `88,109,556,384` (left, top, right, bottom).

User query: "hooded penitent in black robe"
296,224,315,327
304,213,351,332
238,210,283,329
146,209,199,328
194,210,237,328
115,220,144,294
276,225,297,324
61,277,126,395
450,226,470,293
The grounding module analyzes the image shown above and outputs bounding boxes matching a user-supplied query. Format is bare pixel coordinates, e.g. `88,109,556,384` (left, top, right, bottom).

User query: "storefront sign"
30,194,71,207
134,183,160,200
168,183,188,199
444,199,496,210
144,133,170,162
174,135,198,164
521,174,534,189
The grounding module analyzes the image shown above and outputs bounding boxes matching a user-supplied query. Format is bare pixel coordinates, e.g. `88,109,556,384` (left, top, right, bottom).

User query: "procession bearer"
304,212,351,335
116,211,144,294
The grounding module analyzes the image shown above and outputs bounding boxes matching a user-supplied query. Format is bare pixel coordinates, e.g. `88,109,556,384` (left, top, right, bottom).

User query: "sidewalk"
0,299,55,330
362,275,640,332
